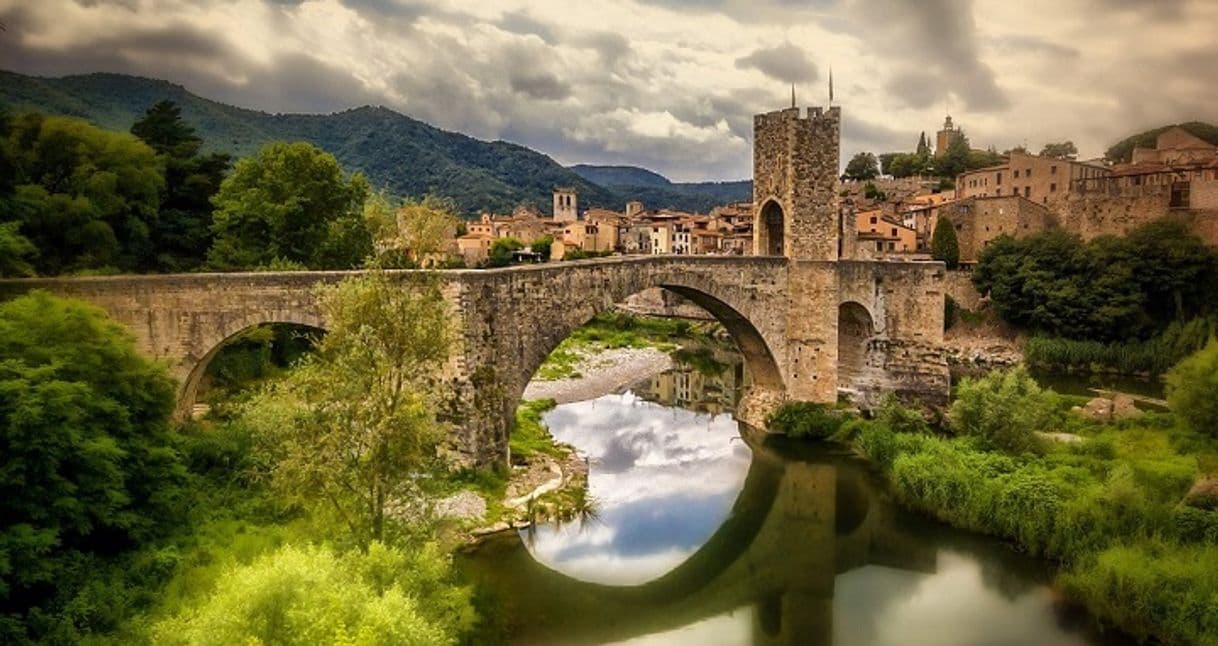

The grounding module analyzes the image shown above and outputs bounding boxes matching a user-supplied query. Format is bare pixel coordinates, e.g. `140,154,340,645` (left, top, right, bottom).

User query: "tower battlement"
752,104,842,260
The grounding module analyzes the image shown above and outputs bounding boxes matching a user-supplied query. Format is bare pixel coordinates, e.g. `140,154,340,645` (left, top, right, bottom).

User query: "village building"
955,150,1111,204
854,209,918,253
553,187,578,222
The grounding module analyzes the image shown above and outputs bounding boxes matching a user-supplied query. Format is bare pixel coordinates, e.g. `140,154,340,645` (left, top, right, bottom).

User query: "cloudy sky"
2,0,1216,181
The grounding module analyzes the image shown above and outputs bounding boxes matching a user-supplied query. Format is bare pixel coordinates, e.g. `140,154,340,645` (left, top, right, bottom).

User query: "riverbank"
523,346,673,404
798,368,1218,645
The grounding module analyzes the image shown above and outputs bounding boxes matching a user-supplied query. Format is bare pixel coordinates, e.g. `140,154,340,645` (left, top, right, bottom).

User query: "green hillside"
0,70,633,215
1105,121,1218,163
569,164,751,212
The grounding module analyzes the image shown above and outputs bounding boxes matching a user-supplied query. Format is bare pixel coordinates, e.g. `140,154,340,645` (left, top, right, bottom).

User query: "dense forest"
0,70,743,215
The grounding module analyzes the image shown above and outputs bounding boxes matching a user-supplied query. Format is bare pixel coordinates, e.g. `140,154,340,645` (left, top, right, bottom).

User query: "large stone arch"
176,312,327,418
836,300,875,392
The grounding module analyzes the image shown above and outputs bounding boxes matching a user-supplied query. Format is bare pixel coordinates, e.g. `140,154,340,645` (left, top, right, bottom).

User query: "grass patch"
510,399,565,461
1025,318,1216,376
534,311,720,381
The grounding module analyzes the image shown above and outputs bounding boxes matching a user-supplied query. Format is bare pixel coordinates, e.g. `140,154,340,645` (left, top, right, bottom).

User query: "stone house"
936,195,1055,263
956,151,1110,204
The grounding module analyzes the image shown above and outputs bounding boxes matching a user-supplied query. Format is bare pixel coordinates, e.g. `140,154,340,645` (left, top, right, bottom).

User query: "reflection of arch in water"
463,442,935,645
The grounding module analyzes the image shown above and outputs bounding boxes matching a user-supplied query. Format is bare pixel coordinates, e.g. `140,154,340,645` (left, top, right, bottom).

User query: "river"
460,344,1134,645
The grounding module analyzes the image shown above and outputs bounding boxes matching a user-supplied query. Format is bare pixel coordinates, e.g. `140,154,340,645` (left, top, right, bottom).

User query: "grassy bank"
1025,318,1215,376
774,368,1218,644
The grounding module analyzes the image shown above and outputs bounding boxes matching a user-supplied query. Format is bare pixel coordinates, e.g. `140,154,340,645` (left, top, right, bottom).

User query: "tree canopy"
2,113,164,274
365,194,460,269
844,152,880,181
207,141,370,270
0,292,185,639
972,220,1217,341
243,273,451,546
1105,122,1218,163
931,215,960,269
1039,141,1079,160
131,101,230,272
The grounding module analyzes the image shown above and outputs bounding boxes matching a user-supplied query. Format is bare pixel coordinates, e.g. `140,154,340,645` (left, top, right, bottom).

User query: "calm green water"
461,352,1134,645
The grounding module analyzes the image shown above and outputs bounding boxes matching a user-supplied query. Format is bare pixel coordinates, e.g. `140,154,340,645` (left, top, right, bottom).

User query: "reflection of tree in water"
633,341,749,416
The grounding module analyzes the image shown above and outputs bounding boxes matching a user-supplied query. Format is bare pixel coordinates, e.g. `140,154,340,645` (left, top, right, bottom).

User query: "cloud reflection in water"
521,392,751,585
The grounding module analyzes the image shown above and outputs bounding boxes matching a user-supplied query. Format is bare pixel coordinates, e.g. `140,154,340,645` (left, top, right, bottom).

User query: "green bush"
949,366,1059,454
510,399,563,461
151,542,475,645
767,401,847,440
1063,541,1218,645
1025,318,1215,375
1166,339,1218,438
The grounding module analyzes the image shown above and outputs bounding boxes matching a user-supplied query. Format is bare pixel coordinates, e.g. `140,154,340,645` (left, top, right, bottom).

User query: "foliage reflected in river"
461,346,1134,645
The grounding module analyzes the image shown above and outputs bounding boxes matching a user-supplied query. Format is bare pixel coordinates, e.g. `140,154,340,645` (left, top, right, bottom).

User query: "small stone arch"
175,312,327,418
757,199,785,257
836,301,874,391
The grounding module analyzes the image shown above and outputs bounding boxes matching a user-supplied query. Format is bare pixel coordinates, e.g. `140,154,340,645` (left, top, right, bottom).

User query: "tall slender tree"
131,101,231,271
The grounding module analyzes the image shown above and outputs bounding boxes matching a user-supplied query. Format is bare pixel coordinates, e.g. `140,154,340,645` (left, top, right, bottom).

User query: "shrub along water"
1025,317,1216,376
791,365,1218,645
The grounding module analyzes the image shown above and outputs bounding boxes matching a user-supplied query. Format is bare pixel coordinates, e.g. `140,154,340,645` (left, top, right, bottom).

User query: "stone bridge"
0,254,948,465
463,439,940,645
0,101,951,466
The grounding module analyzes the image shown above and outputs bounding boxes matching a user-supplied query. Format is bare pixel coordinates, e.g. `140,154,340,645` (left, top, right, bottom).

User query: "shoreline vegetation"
771,359,1218,645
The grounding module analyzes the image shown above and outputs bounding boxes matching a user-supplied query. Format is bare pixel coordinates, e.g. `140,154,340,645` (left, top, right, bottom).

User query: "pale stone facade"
553,187,578,222
937,195,1055,263
955,151,1110,204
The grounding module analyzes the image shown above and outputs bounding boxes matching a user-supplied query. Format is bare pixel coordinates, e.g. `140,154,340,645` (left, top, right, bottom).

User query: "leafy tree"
243,273,451,546
1004,145,1028,155
972,221,1216,341
0,221,35,277
487,237,524,268
882,152,928,178
1039,141,1078,160
131,101,231,272
530,234,553,260
949,366,1058,454
936,130,973,179
931,215,960,269
208,142,370,270
1166,340,1218,438
2,113,164,274
916,131,930,157
863,182,887,201
152,542,475,645
365,194,459,269
844,152,880,181
0,292,185,638
967,147,1005,170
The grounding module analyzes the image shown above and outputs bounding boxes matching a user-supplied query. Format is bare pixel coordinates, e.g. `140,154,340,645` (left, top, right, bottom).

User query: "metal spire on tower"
791,84,796,108
829,66,834,104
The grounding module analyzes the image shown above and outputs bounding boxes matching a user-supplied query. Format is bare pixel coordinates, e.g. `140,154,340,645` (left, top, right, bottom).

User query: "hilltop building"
955,151,1110,204
935,115,959,157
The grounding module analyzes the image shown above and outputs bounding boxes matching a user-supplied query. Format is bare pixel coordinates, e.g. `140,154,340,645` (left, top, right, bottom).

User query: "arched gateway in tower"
0,103,951,468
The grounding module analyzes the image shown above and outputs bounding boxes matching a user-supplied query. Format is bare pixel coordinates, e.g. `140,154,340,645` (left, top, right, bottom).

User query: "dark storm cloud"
578,31,632,65
853,0,1009,112
508,70,571,101
735,42,819,83
498,9,558,43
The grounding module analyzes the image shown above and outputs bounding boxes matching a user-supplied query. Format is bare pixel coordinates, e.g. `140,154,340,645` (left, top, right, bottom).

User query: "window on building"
997,172,1003,185
996,188,1002,195
1024,186,1031,198
1013,170,1020,178
1050,183,1057,192
891,228,897,236
1051,165,1057,174
1170,182,1191,208
1026,169,1032,177
869,216,877,224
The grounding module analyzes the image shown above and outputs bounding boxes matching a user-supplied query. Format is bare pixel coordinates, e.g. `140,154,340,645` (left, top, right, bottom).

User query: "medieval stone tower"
752,105,842,260
553,187,578,222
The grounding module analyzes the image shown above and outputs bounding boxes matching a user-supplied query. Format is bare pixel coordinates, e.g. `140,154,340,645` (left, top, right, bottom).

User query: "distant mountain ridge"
0,70,747,215
569,164,752,213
